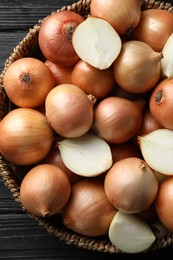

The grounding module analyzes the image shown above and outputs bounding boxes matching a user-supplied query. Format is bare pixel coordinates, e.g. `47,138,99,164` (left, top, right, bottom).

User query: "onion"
113,40,162,93
72,16,122,69
92,96,143,144
90,0,141,36
161,33,173,78
104,157,158,213
45,84,95,138
0,108,54,165
20,164,71,217
3,57,55,108
138,129,173,175
131,9,173,52
57,132,113,177
71,60,116,100
149,78,173,130
38,10,84,66
155,176,173,232
62,178,116,237
45,60,74,85
108,211,156,254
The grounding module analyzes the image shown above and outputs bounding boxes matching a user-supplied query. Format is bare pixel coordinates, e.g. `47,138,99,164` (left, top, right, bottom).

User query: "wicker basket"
1,0,173,254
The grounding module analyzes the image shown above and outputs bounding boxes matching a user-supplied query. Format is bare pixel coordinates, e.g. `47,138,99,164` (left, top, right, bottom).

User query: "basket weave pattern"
1,0,173,254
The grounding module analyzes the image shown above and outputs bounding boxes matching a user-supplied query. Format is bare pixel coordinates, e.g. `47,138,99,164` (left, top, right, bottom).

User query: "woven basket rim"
1,0,173,254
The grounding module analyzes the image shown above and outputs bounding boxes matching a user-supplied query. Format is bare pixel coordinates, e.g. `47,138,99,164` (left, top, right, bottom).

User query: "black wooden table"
1,0,173,259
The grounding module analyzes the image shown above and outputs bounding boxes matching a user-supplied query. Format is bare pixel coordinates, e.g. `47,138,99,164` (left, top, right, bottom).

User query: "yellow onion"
155,176,173,232
113,40,163,93
104,157,158,213
92,96,144,144
0,108,54,165
62,178,117,237
90,0,141,35
45,84,95,138
71,60,116,100
3,57,55,108
149,78,173,130
131,9,173,52
20,164,71,217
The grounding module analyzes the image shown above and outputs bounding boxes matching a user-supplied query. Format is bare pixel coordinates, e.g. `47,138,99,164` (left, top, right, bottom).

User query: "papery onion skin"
92,96,143,144
3,57,55,108
62,178,117,237
113,40,162,93
104,157,158,213
90,0,141,35
45,60,74,85
131,9,173,52
71,60,116,100
0,108,55,165
20,164,71,217
38,10,84,66
45,84,94,138
155,176,173,232
149,78,173,130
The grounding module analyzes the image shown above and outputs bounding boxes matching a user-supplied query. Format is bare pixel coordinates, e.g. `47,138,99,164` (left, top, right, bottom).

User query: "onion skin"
155,177,173,232
113,40,162,93
71,60,116,100
20,164,71,217
0,108,54,165
38,10,84,66
149,78,173,130
92,96,143,144
3,57,55,108
45,84,94,138
90,0,141,35
104,157,158,213
45,60,74,85
131,9,173,52
62,178,117,237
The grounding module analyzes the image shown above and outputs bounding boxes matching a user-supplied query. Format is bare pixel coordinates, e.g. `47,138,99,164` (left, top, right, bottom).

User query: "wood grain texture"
1,0,173,259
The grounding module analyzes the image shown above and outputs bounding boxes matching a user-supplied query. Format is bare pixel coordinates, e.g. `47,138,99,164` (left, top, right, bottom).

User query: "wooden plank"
0,0,78,30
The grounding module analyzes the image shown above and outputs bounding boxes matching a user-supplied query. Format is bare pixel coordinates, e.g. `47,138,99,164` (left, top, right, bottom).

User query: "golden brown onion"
45,84,95,138
62,178,116,236
104,157,158,213
0,108,54,165
20,164,71,217
92,96,143,144
113,40,162,93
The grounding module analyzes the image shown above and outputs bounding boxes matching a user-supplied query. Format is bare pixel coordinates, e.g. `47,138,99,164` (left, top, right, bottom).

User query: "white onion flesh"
72,16,122,69
138,129,173,175
57,132,113,177
161,33,173,78
108,211,156,254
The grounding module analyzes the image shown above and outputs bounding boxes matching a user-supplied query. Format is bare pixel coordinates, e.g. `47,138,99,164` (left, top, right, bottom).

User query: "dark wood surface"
1,0,173,259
